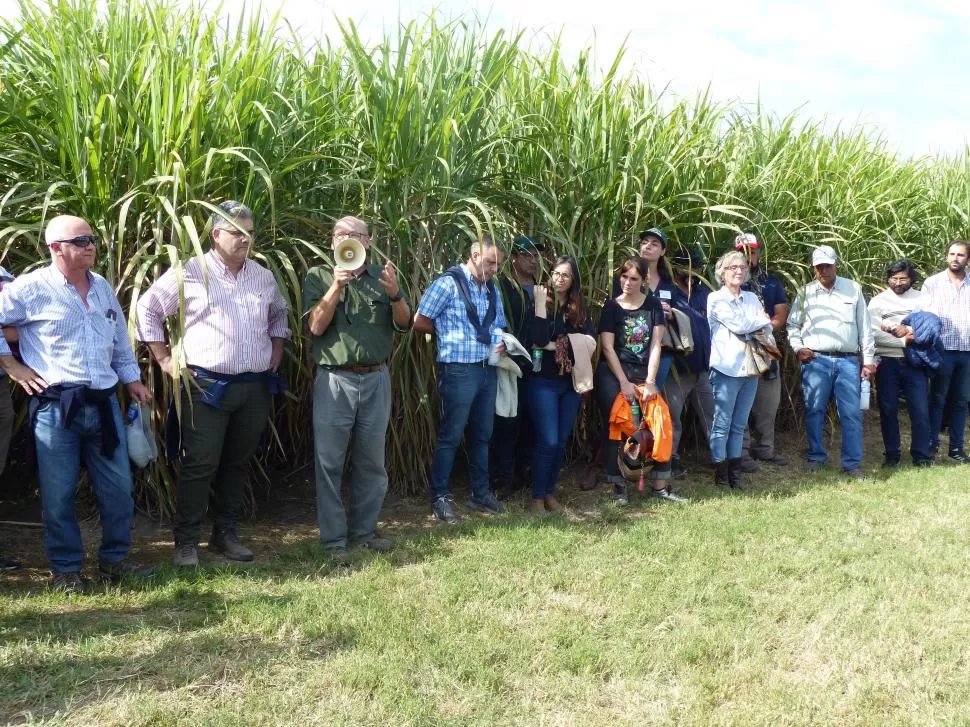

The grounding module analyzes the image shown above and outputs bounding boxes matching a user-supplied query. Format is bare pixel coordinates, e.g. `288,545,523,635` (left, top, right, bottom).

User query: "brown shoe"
529,499,546,515
543,495,563,513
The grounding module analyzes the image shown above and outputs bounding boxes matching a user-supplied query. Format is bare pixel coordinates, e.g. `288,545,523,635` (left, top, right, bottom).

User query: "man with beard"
867,260,931,467
922,241,970,462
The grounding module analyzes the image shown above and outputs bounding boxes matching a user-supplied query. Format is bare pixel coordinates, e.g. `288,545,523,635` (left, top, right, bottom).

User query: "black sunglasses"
53,235,97,247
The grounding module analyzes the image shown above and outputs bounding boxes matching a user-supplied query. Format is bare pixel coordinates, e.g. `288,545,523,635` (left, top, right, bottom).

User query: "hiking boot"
432,495,460,524
99,558,154,580
325,547,351,566
529,498,546,515
882,453,901,468
355,536,393,552
612,482,629,506
714,461,730,487
651,486,688,503
738,457,760,473
49,572,90,595
806,460,824,472
543,495,563,513
0,555,22,572
172,544,199,568
468,491,505,515
209,529,254,562
844,469,866,479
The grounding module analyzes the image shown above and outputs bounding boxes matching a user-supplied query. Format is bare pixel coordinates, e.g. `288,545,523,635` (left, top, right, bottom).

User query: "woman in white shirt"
707,251,772,490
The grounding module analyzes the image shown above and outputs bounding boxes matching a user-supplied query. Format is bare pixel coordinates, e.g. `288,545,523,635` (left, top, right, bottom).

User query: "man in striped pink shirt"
136,201,291,567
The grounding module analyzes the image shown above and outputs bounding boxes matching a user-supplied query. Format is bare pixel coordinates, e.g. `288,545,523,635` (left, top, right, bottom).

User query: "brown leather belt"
322,362,385,374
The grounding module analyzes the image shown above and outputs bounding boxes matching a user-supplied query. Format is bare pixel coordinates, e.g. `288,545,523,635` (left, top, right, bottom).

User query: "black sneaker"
209,529,254,562
49,572,91,595
670,456,687,480
354,536,393,552
99,558,154,580
468,491,505,515
651,486,688,503
948,451,970,464
172,544,199,567
883,454,901,468
0,555,22,572
432,495,460,524
325,547,351,566
844,469,866,479
612,483,629,506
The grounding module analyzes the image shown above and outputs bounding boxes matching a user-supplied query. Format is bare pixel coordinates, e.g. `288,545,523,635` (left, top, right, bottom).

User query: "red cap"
734,233,760,251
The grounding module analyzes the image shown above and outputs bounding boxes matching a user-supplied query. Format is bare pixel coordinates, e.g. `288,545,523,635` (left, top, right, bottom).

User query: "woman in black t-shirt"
594,257,686,504
527,256,594,514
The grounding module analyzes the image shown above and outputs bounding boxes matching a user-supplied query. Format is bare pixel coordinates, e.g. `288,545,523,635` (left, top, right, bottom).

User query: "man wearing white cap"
736,233,789,470
787,245,875,477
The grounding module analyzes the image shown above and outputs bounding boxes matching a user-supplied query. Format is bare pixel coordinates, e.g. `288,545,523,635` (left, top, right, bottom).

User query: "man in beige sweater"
867,259,930,467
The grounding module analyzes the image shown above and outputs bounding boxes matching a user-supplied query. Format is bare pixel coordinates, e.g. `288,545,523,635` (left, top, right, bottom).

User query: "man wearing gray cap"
787,245,875,477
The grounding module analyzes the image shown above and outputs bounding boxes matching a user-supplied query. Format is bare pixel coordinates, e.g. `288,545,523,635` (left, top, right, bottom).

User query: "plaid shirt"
922,271,970,351
417,264,507,363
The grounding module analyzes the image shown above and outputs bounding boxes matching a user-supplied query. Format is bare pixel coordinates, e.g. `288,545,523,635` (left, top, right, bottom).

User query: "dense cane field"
1,0,969,511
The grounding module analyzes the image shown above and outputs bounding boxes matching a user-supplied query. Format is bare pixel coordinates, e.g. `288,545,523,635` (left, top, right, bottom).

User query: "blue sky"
2,0,966,158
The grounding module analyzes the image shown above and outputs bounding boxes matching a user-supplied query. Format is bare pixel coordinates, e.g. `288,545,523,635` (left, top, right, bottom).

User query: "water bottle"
126,403,139,424
860,378,871,411
488,327,503,366
531,348,543,373
631,399,642,427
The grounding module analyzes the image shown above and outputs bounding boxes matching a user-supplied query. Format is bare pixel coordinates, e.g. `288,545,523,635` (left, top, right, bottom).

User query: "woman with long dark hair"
527,256,595,513
595,257,687,504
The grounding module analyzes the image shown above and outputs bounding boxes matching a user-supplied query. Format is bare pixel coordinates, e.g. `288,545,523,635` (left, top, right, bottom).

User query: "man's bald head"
45,215,93,246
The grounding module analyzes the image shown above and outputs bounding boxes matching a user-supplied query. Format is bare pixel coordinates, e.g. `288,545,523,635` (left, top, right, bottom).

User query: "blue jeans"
929,349,970,453
34,397,134,573
527,376,581,498
800,354,863,471
875,357,931,464
430,362,497,502
709,369,759,463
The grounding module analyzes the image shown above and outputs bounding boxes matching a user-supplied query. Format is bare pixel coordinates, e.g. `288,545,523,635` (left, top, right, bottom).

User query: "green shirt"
302,264,410,367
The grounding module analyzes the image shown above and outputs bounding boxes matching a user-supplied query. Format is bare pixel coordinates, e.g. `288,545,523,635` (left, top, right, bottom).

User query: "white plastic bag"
126,403,158,468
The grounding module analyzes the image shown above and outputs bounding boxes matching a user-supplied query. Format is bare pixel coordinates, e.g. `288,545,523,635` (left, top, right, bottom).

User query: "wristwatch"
388,291,404,302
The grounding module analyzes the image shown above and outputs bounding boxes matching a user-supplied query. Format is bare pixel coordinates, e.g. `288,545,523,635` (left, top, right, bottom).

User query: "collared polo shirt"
787,276,875,364
303,264,410,367
921,270,970,351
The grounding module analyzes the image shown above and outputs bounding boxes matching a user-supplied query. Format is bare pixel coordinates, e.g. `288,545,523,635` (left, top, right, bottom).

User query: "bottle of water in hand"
860,377,871,411
531,348,542,373
488,328,503,366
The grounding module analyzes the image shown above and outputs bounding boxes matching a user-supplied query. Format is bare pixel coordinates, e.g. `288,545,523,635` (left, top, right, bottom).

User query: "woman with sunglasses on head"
527,256,594,514
596,257,687,505
707,251,772,491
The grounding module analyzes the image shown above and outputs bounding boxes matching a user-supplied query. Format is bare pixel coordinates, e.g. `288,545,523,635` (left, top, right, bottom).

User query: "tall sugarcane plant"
0,0,967,513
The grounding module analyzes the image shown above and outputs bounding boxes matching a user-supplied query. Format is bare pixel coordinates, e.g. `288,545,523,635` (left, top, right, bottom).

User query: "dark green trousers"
174,379,271,545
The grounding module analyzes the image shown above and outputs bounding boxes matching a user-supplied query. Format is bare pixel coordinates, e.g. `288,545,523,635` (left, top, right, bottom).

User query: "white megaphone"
334,237,366,270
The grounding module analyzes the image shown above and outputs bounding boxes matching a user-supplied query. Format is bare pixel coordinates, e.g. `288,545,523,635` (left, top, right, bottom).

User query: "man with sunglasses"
136,201,291,567
303,216,411,564
0,215,153,594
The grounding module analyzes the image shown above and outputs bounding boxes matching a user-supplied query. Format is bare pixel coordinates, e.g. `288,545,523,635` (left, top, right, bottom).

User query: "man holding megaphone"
303,216,411,564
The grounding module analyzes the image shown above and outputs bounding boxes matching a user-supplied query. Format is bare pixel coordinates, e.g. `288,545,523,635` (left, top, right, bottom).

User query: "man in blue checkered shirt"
414,237,509,523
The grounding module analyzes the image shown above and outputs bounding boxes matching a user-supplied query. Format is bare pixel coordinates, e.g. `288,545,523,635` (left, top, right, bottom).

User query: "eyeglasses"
219,227,253,240
725,264,747,272
888,277,912,285
53,235,97,247
551,271,572,279
337,231,370,242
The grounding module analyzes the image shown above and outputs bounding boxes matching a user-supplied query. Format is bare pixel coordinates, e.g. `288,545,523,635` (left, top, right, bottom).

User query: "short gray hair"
469,235,506,258
714,250,750,287
211,200,253,231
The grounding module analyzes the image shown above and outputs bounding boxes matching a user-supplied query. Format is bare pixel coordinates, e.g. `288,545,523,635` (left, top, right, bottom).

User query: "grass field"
2,450,969,726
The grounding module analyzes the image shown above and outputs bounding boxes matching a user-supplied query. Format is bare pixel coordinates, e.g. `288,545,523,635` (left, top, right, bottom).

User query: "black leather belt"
812,350,857,358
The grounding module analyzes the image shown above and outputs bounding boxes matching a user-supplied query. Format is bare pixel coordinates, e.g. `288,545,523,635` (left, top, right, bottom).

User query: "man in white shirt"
921,240,970,462
787,245,875,477
867,260,931,467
